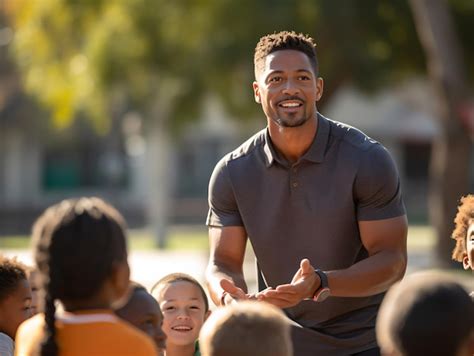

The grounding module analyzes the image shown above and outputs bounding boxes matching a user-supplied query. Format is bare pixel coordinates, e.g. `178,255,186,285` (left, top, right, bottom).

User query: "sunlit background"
0,1,473,286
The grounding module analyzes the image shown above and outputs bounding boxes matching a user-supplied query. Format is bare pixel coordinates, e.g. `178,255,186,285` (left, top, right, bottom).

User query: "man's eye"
298,75,310,80
269,76,282,83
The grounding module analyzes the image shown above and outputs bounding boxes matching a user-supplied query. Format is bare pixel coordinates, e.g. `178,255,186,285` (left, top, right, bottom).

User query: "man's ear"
462,254,471,270
253,81,261,104
315,77,324,102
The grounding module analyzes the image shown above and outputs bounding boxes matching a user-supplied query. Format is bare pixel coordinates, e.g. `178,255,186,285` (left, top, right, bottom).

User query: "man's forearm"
326,249,406,297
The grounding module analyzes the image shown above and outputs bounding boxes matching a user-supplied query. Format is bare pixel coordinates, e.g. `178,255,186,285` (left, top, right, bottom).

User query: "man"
205,31,408,356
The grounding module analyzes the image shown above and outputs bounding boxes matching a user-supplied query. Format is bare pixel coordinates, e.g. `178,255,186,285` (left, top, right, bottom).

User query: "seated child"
151,273,211,356
199,301,293,356
0,256,32,356
451,194,474,275
26,267,39,316
116,281,167,355
376,271,474,356
15,197,157,356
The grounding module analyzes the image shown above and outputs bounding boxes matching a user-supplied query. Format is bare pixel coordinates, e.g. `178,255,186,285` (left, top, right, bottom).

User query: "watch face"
315,287,330,302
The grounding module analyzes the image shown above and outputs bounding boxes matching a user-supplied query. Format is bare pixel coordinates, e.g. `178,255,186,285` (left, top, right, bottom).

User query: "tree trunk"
145,79,182,248
409,0,472,267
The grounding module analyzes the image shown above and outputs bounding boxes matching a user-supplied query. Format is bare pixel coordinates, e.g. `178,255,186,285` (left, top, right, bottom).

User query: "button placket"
290,165,299,190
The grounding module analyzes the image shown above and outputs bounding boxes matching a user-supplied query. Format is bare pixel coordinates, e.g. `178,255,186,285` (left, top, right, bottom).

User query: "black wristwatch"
312,269,330,302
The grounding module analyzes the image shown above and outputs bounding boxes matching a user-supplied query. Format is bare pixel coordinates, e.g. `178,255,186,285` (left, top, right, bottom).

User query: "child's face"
158,281,209,347
117,289,167,355
0,279,32,339
463,220,474,270
27,270,39,315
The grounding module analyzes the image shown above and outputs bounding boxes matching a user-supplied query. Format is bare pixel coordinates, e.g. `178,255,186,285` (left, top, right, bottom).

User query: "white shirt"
0,332,14,356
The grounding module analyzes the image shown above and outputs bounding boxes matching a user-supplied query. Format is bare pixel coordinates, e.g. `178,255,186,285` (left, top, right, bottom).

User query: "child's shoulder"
15,314,44,356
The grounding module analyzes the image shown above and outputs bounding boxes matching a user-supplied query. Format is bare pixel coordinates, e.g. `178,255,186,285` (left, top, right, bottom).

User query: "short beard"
273,112,310,128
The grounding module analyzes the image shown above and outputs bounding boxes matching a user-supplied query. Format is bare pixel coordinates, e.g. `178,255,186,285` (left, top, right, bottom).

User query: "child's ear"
204,309,211,321
462,254,471,270
111,260,130,299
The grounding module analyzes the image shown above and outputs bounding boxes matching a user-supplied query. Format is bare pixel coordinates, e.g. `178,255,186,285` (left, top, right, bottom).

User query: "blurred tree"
8,0,473,253
410,0,473,267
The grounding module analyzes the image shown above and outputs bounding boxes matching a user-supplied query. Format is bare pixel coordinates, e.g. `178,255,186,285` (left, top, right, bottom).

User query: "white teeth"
172,326,192,331
280,102,301,107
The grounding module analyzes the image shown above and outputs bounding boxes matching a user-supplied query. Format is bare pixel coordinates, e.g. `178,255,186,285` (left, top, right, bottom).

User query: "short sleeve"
206,156,244,227
354,144,406,221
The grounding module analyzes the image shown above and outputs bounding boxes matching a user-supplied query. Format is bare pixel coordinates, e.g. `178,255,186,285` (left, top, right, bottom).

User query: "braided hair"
31,197,128,356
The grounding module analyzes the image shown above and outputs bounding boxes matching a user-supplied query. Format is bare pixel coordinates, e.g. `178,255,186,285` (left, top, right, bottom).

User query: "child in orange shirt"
15,197,157,356
151,273,211,356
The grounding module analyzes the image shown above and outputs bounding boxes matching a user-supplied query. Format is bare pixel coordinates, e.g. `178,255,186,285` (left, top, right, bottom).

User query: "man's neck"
268,115,318,164
165,342,196,356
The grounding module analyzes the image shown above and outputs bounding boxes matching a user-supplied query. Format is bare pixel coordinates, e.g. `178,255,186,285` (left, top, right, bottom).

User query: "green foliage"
8,0,473,132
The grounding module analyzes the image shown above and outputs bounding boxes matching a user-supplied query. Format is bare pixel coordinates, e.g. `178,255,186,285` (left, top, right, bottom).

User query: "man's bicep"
355,145,406,221
358,215,408,256
209,226,247,271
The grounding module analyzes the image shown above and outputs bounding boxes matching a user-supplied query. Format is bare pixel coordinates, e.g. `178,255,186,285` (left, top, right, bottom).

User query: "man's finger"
220,279,240,294
300,258,312,274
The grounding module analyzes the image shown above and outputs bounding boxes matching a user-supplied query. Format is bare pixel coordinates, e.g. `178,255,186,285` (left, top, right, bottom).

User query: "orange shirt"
15,310,157,356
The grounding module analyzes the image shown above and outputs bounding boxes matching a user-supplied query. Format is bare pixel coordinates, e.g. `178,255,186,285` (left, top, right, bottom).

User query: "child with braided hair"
15,197,157,356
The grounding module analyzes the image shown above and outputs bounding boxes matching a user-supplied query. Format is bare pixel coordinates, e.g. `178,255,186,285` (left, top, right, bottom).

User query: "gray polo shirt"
207,113,405,355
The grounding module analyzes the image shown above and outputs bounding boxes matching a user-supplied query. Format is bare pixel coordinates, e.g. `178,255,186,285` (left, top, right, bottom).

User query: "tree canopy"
7,0,473,132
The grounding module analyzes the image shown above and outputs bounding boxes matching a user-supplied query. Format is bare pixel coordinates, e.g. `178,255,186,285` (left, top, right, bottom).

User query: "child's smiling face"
158,281,209,347
0,278,32,339
463,219,474,270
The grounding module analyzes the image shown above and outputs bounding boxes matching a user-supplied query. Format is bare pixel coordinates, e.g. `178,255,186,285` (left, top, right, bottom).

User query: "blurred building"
1,49,471,234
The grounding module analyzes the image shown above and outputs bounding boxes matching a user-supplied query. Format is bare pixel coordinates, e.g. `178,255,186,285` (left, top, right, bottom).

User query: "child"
451,194,474,273
0,256,32,356
116,282,167,355
26,267,39,316
151,273,210,356
15,197,157,356
376,271,474,356
199,301,293,356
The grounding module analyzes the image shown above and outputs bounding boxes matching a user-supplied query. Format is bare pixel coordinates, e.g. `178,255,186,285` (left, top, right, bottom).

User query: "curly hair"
0,255,28,302
32,197,128,356
254,30,318,79
451,194,474,262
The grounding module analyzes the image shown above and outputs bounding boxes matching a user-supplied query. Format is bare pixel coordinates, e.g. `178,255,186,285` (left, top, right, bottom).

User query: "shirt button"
292,182,299,188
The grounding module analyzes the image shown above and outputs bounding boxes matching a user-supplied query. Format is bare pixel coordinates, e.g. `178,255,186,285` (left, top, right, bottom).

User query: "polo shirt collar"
263,113,330,167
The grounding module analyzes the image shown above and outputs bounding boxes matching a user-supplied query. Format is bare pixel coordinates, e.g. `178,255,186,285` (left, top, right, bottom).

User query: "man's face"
0,279,32,339
253,49,323,129
463,220,474,270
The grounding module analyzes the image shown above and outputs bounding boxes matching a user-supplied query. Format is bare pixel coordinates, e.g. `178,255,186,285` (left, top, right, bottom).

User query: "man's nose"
282,79,300,95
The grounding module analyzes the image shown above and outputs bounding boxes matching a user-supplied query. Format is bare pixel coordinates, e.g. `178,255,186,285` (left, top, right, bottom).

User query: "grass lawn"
0,227,209,251
0,224,434,251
